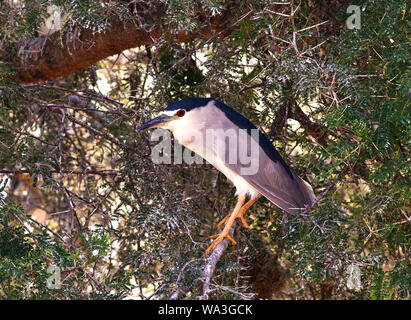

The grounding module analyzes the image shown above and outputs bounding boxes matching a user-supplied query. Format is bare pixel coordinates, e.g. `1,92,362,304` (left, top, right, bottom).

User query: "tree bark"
1,4,233,84
1,0,350,84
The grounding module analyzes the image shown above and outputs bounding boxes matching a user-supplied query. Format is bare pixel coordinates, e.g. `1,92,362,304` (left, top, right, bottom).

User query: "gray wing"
225,132,315,214
247,152,314,214
194,103,315,214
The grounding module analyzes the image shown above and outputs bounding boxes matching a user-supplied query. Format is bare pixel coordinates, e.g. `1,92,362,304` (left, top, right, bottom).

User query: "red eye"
176,109,186,117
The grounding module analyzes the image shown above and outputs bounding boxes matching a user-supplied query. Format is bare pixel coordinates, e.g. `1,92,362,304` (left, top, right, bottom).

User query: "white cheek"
163,118,181,131
165,114,187,130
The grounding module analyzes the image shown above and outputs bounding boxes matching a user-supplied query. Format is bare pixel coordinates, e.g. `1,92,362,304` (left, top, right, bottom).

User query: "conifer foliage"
0,0,409,299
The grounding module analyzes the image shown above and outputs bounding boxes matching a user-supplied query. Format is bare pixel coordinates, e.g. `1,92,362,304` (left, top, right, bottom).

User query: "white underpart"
161,102,260,199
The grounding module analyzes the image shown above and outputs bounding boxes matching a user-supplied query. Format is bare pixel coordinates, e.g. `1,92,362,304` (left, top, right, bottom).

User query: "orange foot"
205,195,262,255
205,195,247,255
217,211,249,229
205,231,237,255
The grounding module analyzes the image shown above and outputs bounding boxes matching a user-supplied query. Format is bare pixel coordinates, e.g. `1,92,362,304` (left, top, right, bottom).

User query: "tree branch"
290,104,330,146
198,222,239,300
2,2,235,84
0,169,120,176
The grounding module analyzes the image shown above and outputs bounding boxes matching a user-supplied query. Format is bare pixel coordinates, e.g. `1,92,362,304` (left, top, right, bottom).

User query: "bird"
138,98,315,254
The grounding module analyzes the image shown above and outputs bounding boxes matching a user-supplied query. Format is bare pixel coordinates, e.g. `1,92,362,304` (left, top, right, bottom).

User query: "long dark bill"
138,114,172,130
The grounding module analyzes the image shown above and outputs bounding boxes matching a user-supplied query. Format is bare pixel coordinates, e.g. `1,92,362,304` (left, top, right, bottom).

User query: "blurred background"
0,0,409,299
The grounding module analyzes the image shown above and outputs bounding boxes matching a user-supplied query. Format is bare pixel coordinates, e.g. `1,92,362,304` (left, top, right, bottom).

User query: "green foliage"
0,199,130,298
0,0,409,299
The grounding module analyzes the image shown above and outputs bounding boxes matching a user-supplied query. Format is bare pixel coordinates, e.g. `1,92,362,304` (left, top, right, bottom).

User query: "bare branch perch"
198,222,239,300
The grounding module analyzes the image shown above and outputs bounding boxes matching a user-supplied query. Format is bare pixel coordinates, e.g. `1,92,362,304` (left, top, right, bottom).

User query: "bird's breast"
171,128,260,199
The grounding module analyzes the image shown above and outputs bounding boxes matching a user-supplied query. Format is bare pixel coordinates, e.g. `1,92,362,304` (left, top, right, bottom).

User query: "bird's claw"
217,213,248,229
238,215,249,228
205,233,236,255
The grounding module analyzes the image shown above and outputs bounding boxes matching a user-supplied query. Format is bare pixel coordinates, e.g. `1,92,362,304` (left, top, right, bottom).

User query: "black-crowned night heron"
139,98,315,254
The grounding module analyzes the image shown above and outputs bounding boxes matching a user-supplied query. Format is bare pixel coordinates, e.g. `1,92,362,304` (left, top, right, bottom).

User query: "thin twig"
295,20,329,33
169,258,203,300
213,285,254,300
0,169,120,176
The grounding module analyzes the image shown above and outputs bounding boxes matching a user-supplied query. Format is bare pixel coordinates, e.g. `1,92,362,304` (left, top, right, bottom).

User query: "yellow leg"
216,212,231,228
235,194,261,229
205,195,246,255
217,194,262,229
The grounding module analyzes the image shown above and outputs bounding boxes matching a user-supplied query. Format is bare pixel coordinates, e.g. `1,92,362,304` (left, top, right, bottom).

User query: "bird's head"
138,98,214,132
